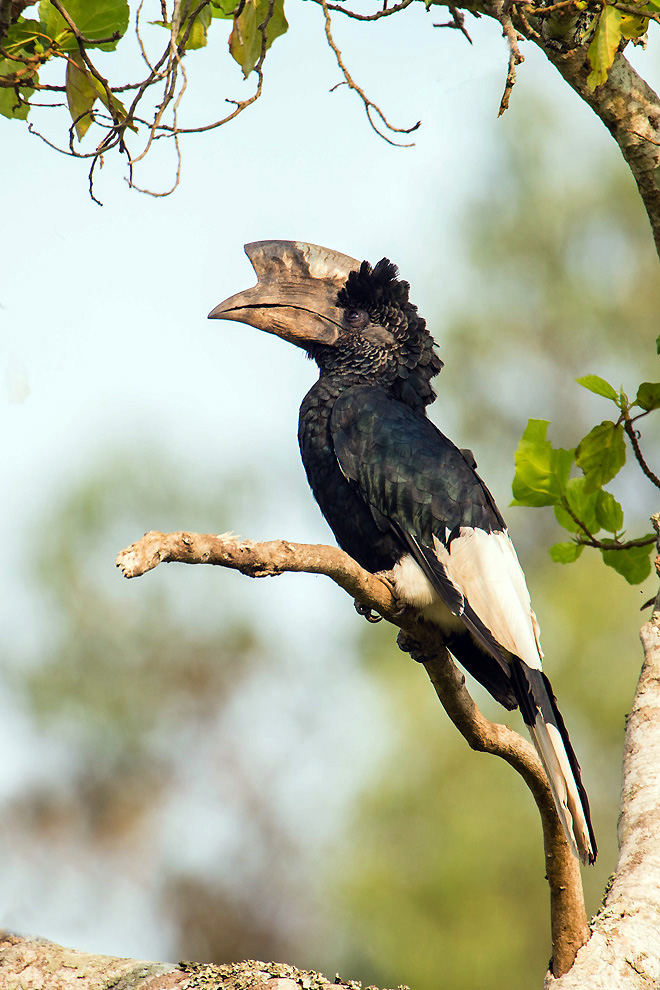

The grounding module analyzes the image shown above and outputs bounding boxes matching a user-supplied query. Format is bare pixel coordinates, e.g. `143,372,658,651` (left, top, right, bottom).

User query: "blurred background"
2,4,660,989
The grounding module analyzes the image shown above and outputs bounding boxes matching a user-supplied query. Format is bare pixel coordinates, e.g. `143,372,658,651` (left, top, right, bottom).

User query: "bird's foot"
376,572,411,620
397,630,433,664
354,599,383,623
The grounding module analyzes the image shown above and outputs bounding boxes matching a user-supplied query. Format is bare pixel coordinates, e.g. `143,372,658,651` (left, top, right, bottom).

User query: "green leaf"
576,374,619,402
155,5,214,49
64,53,134,136
620,11,648,38
511,419,574,507
66,54,97,138
595,489,624,533
211,0,238,17
633,381,660,411
183,4,213,49
2,17,44,53
229,0,288,78
554,476,600,533
601,541,655,584
39,0,129,52
549,542,584,564
656,334,660,356
575,420,626,492
0,58,35,119
587,5,623,91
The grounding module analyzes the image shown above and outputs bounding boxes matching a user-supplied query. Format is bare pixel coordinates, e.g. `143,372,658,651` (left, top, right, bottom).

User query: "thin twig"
49,1,120,129
308,0,415,21
608,1,660,20
320,0,420,146
433,5,474,43
575,533,657,548
521,0,582,15
135,0,155,72
624,412,660,490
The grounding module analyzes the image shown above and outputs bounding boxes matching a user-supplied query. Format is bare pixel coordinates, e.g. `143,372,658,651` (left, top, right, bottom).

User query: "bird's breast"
297,383,403,573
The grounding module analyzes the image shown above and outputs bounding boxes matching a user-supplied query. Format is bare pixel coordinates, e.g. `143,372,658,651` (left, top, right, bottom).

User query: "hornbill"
209,240,596,865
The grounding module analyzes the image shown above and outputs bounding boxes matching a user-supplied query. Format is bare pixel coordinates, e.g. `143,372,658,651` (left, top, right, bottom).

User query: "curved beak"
208,240,360,348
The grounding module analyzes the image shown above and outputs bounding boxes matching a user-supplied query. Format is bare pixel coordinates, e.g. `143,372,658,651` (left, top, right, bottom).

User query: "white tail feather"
529,719,594,864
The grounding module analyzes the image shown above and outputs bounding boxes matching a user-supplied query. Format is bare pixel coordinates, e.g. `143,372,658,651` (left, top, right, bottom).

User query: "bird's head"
210,240,443,408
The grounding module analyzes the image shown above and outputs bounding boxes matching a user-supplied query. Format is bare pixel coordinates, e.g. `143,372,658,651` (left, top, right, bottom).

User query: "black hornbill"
210,239,596,865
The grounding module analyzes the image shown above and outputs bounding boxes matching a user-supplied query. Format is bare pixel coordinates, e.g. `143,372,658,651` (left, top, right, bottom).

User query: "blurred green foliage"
4,451,330,965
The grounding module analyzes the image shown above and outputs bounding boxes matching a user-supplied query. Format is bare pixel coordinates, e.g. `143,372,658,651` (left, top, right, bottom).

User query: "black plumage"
210,240,596,865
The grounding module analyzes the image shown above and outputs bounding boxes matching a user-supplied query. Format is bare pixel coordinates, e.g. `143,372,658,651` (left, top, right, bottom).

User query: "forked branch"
117,529,589,977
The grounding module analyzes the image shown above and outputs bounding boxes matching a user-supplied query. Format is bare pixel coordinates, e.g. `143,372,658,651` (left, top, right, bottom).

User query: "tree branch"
548,613,660,989
539,49,660,261
117,530,589,977
0,932,397,990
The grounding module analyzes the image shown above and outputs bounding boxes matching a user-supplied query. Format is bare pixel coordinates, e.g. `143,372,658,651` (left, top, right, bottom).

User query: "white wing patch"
391,554,465,633
433,528,543,669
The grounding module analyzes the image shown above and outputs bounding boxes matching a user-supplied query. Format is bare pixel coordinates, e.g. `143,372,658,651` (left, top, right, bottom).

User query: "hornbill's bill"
210,240,596,865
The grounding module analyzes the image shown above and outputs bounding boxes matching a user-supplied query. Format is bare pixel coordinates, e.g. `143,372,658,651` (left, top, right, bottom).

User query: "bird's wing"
331,384,596,864
330,384,542,671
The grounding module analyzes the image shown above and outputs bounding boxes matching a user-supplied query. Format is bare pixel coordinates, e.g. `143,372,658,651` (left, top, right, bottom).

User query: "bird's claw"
354,599,383,623
397,630,433,663
377,573,410,620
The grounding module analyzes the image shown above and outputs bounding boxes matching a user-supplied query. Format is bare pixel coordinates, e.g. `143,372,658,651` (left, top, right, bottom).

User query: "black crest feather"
338,258,410,310
337,257,443,410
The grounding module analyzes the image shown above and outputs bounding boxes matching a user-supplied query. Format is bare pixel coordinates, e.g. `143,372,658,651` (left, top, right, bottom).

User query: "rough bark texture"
0,932,184,989
540,48,660,258
546,616,660,989
116,529,589,976
0,934,391,990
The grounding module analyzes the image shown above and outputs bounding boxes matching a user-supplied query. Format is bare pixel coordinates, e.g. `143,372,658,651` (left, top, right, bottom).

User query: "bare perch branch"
117,530,398,615
116,529,589,976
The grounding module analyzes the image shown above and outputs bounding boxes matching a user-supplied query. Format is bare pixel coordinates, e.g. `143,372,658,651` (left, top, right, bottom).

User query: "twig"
608,1,660,20
320,0,420,146
561,497,655,550
489,0,525,115
574,533,656,548
521,0,582,15
433,5,474,43
308,0,415,21
623,412,660,490
49,1,120,128
116,529,589,977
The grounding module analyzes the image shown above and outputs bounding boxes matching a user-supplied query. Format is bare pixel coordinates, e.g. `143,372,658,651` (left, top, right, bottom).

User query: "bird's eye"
345,308,368,329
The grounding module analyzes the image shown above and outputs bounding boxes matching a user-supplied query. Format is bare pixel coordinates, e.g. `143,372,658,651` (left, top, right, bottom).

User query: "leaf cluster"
585,0,660,90
0,0,287,196
512,375,660,583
